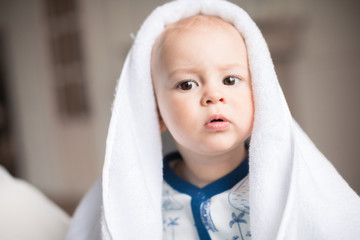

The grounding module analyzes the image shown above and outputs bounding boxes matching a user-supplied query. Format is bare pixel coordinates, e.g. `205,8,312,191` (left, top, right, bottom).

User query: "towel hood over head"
66,0,360,239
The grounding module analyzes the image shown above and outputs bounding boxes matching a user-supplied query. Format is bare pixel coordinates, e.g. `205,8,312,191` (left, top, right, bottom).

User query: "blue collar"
163,152,249,199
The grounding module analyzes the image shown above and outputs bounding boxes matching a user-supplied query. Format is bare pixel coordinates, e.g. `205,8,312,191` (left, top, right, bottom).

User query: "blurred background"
0,0,359,215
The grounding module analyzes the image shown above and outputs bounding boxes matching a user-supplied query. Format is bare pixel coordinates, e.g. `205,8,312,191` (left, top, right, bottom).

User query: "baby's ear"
156,107,167,132
159,118,167,132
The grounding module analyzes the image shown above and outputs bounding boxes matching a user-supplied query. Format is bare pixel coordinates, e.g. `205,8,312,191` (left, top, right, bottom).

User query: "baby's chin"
183,138,247,157
201,143,245,157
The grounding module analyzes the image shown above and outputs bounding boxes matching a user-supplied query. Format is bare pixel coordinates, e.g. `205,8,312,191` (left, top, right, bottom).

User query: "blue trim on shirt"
163,152,249,240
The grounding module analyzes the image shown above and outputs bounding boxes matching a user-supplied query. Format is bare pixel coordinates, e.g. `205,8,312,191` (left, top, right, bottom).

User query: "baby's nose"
201,89,226,105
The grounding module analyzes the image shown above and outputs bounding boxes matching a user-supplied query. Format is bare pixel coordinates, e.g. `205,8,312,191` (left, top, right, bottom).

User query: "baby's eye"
177,80,198,90
223,76,241,85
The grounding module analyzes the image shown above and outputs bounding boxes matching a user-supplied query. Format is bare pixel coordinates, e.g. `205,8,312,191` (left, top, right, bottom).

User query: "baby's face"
151,16,254,156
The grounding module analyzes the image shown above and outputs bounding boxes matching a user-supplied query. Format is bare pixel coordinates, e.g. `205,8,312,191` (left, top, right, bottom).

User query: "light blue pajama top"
162,152,251,240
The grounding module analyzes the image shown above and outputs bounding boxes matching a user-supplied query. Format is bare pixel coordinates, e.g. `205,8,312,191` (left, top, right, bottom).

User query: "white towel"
66,0,360,239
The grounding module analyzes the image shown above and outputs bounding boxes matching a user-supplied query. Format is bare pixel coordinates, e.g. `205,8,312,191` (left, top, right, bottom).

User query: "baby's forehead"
161,15,236,42
153,15,241,55
166,15,234,31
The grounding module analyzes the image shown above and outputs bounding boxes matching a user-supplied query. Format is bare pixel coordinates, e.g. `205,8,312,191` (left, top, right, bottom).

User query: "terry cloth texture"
66,0,360,239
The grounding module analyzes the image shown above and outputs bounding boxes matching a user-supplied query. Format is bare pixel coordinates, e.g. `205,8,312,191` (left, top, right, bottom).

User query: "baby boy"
151,15,253,240
66,1,360,240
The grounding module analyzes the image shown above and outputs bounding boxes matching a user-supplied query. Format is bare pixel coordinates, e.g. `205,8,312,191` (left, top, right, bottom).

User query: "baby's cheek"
158,100,179,125
166,107,187,129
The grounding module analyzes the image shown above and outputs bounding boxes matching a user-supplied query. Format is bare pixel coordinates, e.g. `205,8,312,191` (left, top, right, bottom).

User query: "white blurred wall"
291,0,360,193
0,0,102,203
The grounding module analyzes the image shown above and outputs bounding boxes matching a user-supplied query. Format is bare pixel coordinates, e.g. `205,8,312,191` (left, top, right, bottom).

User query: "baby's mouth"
206,114,229,124
211,119,224,123
205,114,230,131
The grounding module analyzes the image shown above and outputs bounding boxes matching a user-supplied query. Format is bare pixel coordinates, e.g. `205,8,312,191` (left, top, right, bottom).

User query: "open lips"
211,119,224,122
205,115,230,131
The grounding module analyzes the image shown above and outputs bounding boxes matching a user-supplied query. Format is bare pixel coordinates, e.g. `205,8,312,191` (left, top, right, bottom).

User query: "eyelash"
176,80,198,90
176,75,242,91
223,75,242,86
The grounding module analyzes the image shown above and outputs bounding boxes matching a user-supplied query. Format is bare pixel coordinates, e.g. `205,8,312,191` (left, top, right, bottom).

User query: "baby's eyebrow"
168,67,195,79
217,63,248,72
168,63,248,77
166,63,249,80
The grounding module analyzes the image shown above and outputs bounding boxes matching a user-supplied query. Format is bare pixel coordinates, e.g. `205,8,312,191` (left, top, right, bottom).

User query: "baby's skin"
151,15,254,188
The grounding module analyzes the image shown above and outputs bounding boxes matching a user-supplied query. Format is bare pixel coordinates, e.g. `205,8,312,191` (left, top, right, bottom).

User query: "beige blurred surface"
0,0,359,214
0,166,69,239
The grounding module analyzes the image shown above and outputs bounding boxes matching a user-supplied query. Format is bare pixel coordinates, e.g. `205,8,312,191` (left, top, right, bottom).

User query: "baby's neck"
174,145,248,188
